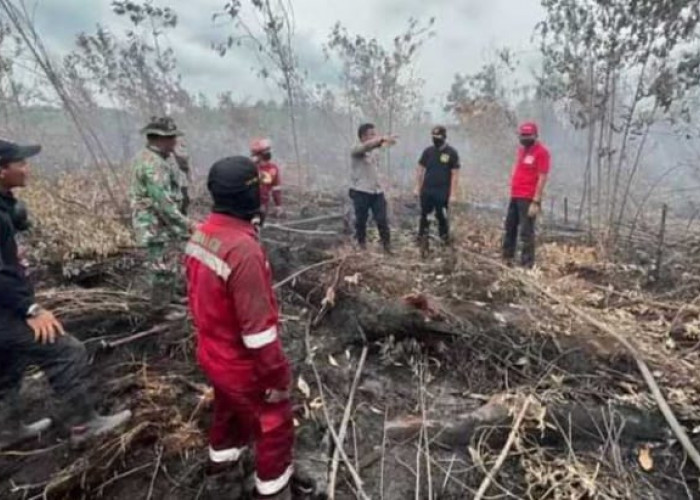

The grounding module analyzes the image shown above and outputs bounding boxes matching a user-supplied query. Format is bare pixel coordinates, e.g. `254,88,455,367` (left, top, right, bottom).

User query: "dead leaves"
638,446,654,471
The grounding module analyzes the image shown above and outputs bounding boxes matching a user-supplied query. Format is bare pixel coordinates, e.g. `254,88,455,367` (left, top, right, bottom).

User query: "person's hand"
528,201,541,218
264,388,290,403
27,309,65,345
413,186,421,197
382,134,398,147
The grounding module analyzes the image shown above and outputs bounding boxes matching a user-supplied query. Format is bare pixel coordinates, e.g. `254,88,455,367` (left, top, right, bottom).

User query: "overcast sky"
33,0,546,110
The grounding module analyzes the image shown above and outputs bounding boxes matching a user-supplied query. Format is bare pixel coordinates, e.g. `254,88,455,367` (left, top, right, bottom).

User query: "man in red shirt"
185,156,311,499
502,122,551,268
250,138,283,218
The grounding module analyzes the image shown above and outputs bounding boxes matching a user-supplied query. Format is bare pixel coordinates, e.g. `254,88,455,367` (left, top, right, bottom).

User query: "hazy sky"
33,0,546,108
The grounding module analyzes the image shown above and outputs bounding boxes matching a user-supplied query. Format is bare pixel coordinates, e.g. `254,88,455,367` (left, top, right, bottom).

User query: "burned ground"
2,192,700,499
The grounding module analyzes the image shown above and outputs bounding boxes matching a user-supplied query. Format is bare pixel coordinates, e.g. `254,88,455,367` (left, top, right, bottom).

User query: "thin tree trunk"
614,103,658,243
608,56,649,243
604,71,617,234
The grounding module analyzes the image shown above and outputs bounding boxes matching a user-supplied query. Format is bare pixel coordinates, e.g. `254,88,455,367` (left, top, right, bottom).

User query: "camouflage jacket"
130,146,189,246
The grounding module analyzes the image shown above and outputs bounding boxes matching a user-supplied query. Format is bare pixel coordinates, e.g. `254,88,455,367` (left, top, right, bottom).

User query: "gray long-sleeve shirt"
350,142,383,194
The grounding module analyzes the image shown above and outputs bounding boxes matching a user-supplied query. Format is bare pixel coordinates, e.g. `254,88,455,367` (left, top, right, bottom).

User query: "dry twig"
467,249,700,474
305,319,371,500
328,345,368,499
274,257,344,290
474,397,531,500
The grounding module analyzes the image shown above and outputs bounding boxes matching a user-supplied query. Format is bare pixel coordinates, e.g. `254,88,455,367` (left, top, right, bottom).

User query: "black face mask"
11,199,30,232
260,151,272,162
433,138,446,148
520,138,536,148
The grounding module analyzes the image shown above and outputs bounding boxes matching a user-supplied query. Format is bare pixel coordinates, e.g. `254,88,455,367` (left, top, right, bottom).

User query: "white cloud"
28,0,546,109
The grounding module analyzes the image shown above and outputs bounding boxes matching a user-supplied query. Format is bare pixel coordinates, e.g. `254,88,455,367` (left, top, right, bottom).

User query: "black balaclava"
207,156,262,222
260,151,272,162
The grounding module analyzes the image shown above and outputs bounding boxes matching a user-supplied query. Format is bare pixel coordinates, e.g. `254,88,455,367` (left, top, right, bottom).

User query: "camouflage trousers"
145,240,184,311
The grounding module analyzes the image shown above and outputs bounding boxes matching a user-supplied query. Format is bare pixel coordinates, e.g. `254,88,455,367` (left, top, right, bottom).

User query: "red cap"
250,137,272,154
518,122,538,136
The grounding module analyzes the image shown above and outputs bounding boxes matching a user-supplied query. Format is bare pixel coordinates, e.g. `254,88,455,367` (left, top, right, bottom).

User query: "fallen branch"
467,249,700,474
281,214,344,227
473,397,531,500
101,324,170,349
274,257,344,290
146,445,164,500
328,345,368,499
266,223,338,236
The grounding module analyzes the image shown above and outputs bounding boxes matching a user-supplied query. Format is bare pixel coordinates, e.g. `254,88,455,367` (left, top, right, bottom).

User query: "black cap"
431,125,447,139
208,156,261,220
0,139,41,166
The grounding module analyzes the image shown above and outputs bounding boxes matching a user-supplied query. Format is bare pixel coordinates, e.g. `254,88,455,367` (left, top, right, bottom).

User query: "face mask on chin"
433,138,445,148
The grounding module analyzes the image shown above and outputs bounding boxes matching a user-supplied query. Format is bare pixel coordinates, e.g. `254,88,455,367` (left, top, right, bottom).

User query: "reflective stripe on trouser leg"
208,387,256,461
209,445,246,463
254,400,295,495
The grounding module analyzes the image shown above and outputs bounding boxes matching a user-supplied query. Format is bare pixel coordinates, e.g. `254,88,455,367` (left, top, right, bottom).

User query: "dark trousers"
502,198,537,268
419,191,449,242
349,189,390,247
0,313,94,425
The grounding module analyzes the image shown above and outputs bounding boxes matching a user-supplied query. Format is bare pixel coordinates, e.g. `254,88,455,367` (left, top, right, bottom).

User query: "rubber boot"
204,450,254,499
419,235,429,259
0,418,52,450
290,469,316,498
70,409,132,447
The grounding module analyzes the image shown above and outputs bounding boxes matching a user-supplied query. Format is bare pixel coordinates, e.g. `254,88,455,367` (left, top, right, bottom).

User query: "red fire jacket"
259,162,282,210
185,213,291,392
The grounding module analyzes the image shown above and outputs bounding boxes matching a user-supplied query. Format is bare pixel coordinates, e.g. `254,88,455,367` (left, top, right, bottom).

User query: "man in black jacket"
414,126,460,255
0,139,131,449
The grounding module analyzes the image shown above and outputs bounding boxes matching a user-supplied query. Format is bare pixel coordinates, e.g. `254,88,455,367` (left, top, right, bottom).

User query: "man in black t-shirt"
414,126,460,253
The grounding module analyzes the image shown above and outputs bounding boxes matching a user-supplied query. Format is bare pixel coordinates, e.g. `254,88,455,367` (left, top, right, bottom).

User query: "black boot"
204,448,254,499
291,469,316,498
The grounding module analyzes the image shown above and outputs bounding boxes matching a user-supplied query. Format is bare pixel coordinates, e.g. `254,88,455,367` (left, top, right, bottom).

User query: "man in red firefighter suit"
185,156,311,499
250,138,283,218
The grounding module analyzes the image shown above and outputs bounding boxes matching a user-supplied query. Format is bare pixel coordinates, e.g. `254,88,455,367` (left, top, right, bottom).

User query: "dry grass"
20,171,133,263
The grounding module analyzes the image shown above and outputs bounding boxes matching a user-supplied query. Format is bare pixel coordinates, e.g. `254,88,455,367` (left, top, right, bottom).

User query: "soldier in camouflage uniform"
130,117,191,312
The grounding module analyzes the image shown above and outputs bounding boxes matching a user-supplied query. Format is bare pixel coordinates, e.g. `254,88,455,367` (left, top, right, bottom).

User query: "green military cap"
141,116,183,137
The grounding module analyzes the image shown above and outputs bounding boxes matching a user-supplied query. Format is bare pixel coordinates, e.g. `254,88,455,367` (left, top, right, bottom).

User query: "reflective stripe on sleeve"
255,465,294,495
242,325,278,349
185,242,232,281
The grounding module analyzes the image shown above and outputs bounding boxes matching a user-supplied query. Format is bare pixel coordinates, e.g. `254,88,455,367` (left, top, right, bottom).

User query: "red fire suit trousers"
208,384,294,496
